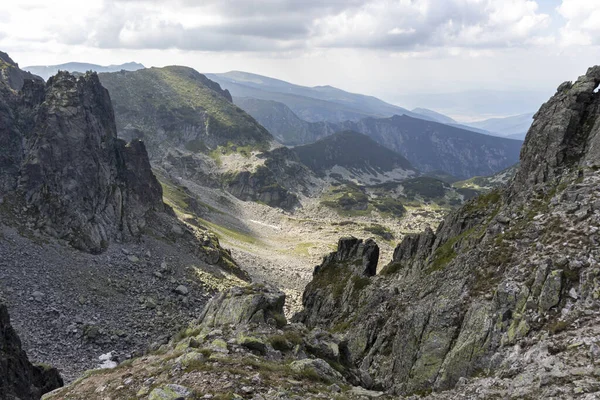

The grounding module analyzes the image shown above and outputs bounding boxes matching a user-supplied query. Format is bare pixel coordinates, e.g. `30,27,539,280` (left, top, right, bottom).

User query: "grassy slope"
100,66,272,150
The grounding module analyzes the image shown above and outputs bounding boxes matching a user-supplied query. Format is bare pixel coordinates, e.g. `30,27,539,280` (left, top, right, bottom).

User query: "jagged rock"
289,358,342,383
512,65,600,193
0,51,42,91
0,68,165,253
148,384,193,400
538,270,563,312
0,303,63,400
291,65,600,397
198,284,286,328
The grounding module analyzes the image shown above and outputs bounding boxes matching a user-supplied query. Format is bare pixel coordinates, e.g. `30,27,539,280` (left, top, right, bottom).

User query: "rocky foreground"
40,66,600,399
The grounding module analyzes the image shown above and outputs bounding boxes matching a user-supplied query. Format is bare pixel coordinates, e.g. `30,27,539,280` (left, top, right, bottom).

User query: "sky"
2,0,600,118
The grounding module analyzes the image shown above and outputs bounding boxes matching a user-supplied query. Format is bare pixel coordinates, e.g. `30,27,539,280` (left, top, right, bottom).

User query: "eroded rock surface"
0,303,63,400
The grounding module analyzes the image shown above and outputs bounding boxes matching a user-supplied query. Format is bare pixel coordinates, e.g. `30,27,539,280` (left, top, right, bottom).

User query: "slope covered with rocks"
0,53,249,382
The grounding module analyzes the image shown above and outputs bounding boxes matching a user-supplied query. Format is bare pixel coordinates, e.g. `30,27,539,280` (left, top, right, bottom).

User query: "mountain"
232,96,521,179
338,115,522,179
411,107,457,124
0,51,42,90
233,97,337,145
292,131,414,179
466,112,535,139
0,52,247,382
99,67,272,155
207,70,429,123
294,65,600,397
23,61,144,81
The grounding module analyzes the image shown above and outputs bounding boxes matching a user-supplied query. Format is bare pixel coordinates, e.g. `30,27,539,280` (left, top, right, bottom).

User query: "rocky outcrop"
0,67,165,253
0,51,42,91
293,66,600,398
512,65,600,193
198,284,287,328
295,237,378,329
0,303,62,399
223,167,300,211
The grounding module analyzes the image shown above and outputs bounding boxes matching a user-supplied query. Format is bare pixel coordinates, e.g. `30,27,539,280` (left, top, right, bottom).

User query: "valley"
2,45,598,400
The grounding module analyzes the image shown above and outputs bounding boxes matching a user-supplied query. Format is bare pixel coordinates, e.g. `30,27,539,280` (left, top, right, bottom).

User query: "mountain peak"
513,64,600,193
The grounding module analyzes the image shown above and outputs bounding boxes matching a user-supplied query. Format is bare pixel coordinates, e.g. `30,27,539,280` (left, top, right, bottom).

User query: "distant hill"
411,108,457,124
24,61,145,80
206,71,430,123
98,66,272,156
291,131,414,179
337,115,523,179
233,97,337,145
466,113,534,139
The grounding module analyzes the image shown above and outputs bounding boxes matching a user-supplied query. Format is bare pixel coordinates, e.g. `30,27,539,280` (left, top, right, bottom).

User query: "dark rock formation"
0,303,63,400
0,51,42,91
295,237,378,329
512,65,600,193
223,167,300,211
0,70,164,253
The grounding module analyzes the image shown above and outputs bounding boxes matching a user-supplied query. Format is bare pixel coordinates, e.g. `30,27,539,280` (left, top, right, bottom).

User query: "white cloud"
558,0,600,46
312,0,552,50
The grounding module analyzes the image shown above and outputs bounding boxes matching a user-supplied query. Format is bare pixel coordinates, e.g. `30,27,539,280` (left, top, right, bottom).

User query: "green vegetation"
402,177,448,200
364,224,394,241
379,262,403,276
427,227,480,274
320,184,371,216
371,196,406,217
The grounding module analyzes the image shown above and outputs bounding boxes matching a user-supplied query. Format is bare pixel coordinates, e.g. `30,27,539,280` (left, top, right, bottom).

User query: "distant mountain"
291,131,415,180
465,113,534,139
337,115,522,179
411,108,457,124
391,89,551,120
234,97,337,145
24,61,145,80
98,66,272,156
206,71,429,123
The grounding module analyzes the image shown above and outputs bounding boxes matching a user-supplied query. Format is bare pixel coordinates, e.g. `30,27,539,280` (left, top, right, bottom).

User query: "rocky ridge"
0,53,249,383
0,302,63,400
294,66,600,398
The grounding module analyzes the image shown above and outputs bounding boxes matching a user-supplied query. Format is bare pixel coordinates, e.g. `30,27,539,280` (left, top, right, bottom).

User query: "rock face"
0,64,164,253
0,303,63,400
295,237,379,329
198,284,287,328
0,51,42,91
294,66,600,398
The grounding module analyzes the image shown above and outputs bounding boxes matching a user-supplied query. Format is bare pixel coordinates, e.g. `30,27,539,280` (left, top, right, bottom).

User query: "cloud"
0,0,564,54
558,0,600,46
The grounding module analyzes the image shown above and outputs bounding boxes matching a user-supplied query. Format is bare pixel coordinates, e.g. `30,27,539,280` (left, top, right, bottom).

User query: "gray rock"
174,285,189,296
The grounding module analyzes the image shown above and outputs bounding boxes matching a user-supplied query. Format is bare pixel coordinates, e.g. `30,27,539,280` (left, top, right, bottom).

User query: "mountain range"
24,61,145,81
4,49,600,400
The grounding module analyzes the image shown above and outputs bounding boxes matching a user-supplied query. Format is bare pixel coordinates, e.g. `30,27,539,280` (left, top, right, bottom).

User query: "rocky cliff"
0,68,164,253
295,66,600,398
0,303,63,400
0,51,42,91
